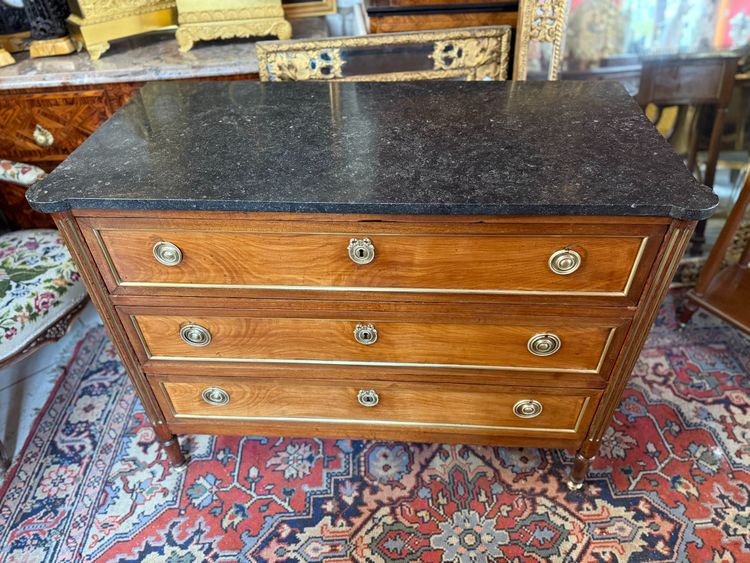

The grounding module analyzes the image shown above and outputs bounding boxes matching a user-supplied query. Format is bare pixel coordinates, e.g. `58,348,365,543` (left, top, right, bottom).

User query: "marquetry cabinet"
27,81,716,487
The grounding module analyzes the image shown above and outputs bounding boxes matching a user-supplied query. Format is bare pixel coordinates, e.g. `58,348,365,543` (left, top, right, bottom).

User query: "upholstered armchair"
0,159,88,468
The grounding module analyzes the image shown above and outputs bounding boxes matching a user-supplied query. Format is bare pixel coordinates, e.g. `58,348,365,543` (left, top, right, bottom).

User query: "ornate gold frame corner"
513,0,569,81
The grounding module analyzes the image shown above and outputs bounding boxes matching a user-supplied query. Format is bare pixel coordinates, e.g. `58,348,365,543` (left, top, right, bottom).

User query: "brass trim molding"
93,228,647,298
168,396,592,435
132,315,616,374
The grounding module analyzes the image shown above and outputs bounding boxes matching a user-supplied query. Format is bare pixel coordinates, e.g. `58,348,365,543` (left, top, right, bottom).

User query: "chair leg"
0,438,10,470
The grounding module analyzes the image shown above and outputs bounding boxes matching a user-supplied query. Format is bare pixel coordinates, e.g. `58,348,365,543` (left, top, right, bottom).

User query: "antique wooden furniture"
257,26,511,81
175,0,292,52
0,159,88,469
636,54,739,256
26,81,717,488
365,0,568,80
680,166,750,333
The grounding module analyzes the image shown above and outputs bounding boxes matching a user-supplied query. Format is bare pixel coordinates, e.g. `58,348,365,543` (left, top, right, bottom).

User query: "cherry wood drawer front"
124,309,625,374
80,216,666,302
154,376,602,440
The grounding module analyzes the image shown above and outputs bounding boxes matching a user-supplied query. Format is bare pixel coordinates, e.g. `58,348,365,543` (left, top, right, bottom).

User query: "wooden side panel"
153,375,602,442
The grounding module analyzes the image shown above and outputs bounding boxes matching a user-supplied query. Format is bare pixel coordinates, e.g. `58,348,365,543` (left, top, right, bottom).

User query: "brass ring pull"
202,387,230,406
33,124,54,147
513,399,543,418
354,323,378,345
527,333,561,356
357,389,379,407
348,237,375,265
153,241,183,266
548,249,581,275
180,323,212,347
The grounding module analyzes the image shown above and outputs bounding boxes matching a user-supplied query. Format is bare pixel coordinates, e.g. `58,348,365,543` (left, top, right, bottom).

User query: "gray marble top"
0,19,326,90
27,80,718,220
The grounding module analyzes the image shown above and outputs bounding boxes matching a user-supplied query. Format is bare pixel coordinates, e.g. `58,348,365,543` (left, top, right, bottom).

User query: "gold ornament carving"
179,7,284,23
261,48,344,80
70,0,176,24
176,21,291,52
513,0,569,81
0,48,14,68
257,26,510,82
431,37,508,80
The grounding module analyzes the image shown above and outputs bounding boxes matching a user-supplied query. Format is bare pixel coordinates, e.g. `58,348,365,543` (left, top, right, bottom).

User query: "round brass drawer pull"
180,324,212,347
33,124,54,147
528,333,561,356
357,389,379,407
548,249,581,275
202,387,230,406
513,399,543,418
153,241,183,266
348,237,375,265
354,323,378,345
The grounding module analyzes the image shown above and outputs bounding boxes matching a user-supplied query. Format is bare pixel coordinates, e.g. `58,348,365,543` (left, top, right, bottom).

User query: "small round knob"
202,387,230,406
548,249,581,275
180,324,212,347
354,323,378,345
33,124,54,147
153,241,183,266
357,389,379,407
348,238,375,265
527,333,561,356
513,399,543,418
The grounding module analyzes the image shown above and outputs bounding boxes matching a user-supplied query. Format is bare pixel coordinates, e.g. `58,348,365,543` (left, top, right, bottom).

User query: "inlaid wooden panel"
154,375,602,441
81,215,666,303
0,89,111,165
123,307,626,374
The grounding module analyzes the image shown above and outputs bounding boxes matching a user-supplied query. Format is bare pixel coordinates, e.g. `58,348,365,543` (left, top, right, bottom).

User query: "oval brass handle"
33,124,54,147
180,323,212,347
153,241,183,266
354,323,378,345
548,249,581,275
527,333,561,356
513,399,543,418
348,237,375,265
357,389,379,407
202,386,230,406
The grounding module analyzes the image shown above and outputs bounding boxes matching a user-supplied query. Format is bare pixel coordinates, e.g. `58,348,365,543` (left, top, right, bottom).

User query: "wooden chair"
680,165,750,333
635,54,739,255
0,159,88,469
256,26,512,81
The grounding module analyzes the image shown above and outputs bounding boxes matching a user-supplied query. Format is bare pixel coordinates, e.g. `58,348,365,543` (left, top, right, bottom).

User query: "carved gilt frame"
256,26,511,82
513,0,569,80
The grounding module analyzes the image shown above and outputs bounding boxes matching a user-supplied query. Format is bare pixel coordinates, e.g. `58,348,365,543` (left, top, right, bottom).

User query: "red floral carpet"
0,294,748,562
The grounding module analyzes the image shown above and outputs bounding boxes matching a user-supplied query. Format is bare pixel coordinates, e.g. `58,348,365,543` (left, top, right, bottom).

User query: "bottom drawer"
152,376,602,442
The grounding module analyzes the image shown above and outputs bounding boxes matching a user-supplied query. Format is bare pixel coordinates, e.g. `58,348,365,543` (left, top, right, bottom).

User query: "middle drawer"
119,305,629,376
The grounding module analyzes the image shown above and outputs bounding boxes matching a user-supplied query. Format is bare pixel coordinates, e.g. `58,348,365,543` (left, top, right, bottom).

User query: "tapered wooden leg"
0,438,10,470
566,452,595,491
679,297,700,326
154,425,186,467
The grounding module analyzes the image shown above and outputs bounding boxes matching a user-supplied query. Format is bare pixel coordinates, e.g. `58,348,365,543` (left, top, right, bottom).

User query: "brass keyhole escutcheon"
357,389,379,407
354,323,378,345
348,237,375,265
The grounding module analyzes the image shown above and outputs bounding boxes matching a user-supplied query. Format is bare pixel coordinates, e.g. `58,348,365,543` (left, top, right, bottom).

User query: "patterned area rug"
0,294,748,562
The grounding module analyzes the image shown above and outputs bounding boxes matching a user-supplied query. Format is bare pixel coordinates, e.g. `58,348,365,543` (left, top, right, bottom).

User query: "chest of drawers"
27,80,717,488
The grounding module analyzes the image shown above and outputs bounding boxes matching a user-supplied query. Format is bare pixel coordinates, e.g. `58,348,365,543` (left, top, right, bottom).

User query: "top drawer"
78,214,667,304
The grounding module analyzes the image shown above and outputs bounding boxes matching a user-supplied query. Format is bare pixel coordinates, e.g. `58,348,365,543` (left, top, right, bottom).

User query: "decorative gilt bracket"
513,0,569,80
